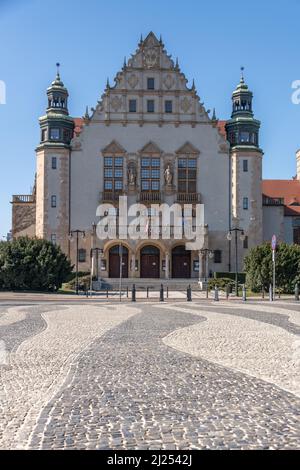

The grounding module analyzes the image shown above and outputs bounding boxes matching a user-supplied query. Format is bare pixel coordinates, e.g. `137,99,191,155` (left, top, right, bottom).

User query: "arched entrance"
109,245,128,278
172,245,191,278
140,245,160,278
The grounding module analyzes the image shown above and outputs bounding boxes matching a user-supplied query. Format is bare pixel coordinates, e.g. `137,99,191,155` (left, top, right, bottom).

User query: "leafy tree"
244,242,300,293
0,237,73,292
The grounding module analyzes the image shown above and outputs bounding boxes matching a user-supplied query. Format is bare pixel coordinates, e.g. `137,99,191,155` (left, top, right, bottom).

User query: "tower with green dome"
226,69,263,263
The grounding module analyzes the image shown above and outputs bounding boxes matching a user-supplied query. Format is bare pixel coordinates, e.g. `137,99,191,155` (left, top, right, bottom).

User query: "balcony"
100,191,124,202
12,195,35,203
176,193,201,203
139,191,162,203
262,196,284,206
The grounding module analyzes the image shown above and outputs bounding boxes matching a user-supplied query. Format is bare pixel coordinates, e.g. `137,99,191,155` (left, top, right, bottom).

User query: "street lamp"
199,248,214,282
69,230,85,295
227,227,245,296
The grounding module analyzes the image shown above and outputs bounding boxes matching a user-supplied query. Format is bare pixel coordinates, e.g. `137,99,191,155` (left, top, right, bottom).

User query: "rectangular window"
78,249,86,263
243,197,249,210
165,100,172,113
41,129,47,141
243,236,249,249
147,78,155,90
50,128,60,140
141,157,160,192
51,157,57,169
177,157,197,193
129,99,137,113
104,156,123,192
147,100,155,113
214,250,222,264
51,195,57,208
243,159,248,172
293,228,300,245
51,234,56,244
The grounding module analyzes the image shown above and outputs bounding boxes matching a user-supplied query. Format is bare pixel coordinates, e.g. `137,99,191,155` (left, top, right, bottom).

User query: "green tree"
244,242,300,293
0,237,73,292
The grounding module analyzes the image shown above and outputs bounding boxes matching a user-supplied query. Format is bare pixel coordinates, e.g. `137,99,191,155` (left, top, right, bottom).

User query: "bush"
208,277,235,291
65,275,91,291
0,237,73,292
244,242,300,293
214,272,246,284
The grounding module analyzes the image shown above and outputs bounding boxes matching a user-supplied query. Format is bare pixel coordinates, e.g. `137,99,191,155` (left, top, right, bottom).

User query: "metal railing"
12,195,35,203
262,196,284,206
139,191,162,203
176,193,201,203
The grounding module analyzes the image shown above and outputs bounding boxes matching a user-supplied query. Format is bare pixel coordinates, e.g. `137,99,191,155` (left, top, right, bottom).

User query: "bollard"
214,285,219,302
147,287,149,299
226,284,230,300
262,286,265,300
187,284,192,302
160,284,164,302
132,284,136,302
295,283,299,301
106,288,108,299
269,284,273,302
242,284,246,302
126,286,129,298
167,286,169,299
206,285,209,299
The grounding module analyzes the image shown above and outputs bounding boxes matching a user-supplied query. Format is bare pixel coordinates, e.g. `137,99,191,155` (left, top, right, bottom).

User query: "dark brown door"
109,246,128,278
172,246,191,278
140,246,160,278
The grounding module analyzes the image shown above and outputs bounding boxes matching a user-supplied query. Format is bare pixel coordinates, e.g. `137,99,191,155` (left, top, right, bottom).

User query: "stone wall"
12,201,36,238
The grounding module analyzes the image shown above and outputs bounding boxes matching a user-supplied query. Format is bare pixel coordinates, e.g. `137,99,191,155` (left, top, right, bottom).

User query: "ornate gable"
175,142,200,155
139,141,162,154
101,140,126,155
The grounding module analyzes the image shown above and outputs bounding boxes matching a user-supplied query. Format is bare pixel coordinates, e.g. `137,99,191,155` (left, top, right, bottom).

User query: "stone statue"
128,167,136,186
164,165,173,186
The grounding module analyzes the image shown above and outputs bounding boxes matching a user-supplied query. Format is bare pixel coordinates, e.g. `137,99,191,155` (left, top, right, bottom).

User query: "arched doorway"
109,245,128,278
140,245,160,278
172,245,191,278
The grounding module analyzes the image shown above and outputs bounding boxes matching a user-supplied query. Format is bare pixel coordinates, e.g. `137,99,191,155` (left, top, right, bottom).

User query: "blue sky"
1,0,300,236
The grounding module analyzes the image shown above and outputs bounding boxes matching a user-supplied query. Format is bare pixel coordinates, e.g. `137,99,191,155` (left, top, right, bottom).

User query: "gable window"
243,197,249,210
50,128,60,140
214,250,222,264
147,100,155,113
129,99,137,113
243,159,248,172
165,100,172,113
178,157,197,193
104,156,123,192
52,157,57,169
78,249,86,263
147,78,155,90
51,195,57,208
141,157,160,191
51,234,57,244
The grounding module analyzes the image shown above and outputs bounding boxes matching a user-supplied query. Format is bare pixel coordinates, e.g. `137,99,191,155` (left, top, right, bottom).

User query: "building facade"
13,31,287,280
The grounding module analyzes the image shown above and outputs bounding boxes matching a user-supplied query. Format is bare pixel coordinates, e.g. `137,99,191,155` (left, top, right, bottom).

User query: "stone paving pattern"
0,301,299,450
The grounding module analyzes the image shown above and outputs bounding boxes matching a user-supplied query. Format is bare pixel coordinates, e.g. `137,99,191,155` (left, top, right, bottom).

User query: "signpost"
271,235,276,301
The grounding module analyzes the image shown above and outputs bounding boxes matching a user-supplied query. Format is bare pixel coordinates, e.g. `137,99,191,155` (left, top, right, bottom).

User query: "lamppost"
90,247,103,294
199,248,214,282
226,227,245,296
69,230,85,295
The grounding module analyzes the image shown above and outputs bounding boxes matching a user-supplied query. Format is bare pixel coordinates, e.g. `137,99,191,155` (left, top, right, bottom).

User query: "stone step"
98,278,201,291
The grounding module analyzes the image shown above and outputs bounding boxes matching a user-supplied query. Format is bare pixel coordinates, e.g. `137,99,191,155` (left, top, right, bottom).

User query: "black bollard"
295,283,299,301
147,287,149,299
214,285,219,302
167,286,169,299
187,285,192,301
132,284,136,302
269,284,273,302
160,284,164,302
262,286,265,300
226,284,230,300
206,285,209,299
242,285,246,302
126,286,129,298
106,288,108,299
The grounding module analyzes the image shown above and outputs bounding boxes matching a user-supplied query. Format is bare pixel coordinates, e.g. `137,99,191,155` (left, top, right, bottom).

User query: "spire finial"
212,108,217,121
175,57,179,70
56,62,60,78
123,56,126,68
140,33,143,44
240,66,245,82
84,106,89,119
106,77,110,89
159,34,162,44
192,78,195,91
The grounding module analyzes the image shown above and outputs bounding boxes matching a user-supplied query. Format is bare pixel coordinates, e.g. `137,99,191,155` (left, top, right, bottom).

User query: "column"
165,252,170,279
198,251,204,281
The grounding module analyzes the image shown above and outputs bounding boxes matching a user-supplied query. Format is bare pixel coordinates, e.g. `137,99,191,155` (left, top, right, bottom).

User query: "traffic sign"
271,235,277,251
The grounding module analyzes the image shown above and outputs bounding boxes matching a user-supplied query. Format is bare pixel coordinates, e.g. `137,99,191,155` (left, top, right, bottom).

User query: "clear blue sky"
1,0,300,237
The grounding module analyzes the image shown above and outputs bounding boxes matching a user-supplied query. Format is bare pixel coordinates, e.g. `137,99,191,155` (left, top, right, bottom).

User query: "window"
51,195,57,208
243,236,249,249
147,100,155,113
243,197,249,210
243,159,248,172
51,234,56,244
129,99,137,113
165,100,172,113
293,228,300,245
178,158,197,193
104,156,123,192
50,128,60,140
78,249,86,263
41,129,47,141
141,157,160,191
52,157,57,169
214,250,222,264
147,77,155,90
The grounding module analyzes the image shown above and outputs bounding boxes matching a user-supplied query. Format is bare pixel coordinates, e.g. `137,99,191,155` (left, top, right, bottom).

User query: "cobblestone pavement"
26,305,300,450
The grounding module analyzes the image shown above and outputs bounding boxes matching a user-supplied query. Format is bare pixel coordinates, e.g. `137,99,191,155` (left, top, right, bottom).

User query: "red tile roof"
217,120,227,138
262,179,300,216
73,118,83,136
